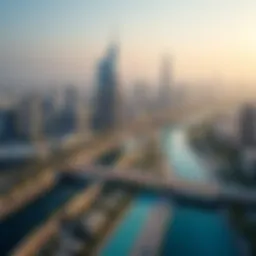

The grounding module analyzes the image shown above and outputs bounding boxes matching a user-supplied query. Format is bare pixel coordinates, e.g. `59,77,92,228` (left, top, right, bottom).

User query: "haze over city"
1,1,256,256
1,0,256,88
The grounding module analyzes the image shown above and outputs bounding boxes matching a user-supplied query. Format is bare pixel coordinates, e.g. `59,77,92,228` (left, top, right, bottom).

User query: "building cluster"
0,86,90,168
0,42,176,168
0,85,89,144
38,187,128,255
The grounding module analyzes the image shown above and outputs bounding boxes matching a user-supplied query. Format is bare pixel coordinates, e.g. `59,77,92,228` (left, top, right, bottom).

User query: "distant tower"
16,93,43,141
59,85,79,133
132,81,149,118
42,90,57,134
92,43,121,132
63,85,78,113
76,97,90,134
158,55,172,109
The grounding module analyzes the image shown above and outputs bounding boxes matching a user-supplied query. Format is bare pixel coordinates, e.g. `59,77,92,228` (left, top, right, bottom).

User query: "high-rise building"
0,108,17,142
158,55,172,109
58,85,79,134
239,104,256,147
238,104,256,179
92,43,120,132
76,97,90,133
42,91,57,134
16,93,43,141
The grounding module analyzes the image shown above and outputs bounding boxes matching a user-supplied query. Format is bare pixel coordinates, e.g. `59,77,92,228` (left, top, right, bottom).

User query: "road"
10,147,144,256
0,101,237,219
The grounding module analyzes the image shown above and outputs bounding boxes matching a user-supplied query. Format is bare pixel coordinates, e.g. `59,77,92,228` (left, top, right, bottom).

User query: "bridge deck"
63,165,256,206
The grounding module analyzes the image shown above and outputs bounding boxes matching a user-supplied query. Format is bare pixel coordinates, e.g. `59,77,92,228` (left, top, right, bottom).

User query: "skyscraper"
42,90,57,135
158,55,172,110
0,108,17,142
92,43,120,132
238,104,256,179
239,104,256,147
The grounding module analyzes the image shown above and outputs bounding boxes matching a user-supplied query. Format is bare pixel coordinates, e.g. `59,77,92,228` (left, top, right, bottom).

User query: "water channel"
0,127,241,255
100,127,239,256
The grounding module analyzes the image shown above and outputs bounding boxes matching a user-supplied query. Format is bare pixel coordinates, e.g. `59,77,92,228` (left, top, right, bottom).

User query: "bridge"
10,147,147,256
2,99,246,256
0,100,239,219
63,165,256,208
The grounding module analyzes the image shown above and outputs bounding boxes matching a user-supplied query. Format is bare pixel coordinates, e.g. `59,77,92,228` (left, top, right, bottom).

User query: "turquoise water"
162,128,239,256
100,128,239,256
100,195,158,256
162,206,238,256
163,129,211,182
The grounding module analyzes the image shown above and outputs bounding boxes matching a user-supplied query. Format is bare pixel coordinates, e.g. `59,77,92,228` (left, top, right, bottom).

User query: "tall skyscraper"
92,43,120,132
158,55,172,110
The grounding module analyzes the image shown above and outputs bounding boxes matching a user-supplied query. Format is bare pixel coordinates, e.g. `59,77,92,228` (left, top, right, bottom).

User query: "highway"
66,164,256,207
0,101,241,256
10,146,143,256
0,101,236,219
0,132,124,220
0,146,123,255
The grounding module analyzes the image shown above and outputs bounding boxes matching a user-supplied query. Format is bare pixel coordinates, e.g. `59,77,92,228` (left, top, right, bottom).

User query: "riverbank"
83,191,135,255
160,127,239,256
188,122,241,184
97,137,170,256
187,125,251,255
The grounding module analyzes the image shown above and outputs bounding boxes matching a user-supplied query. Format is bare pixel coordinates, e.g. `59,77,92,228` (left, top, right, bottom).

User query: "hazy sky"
1,0,256,88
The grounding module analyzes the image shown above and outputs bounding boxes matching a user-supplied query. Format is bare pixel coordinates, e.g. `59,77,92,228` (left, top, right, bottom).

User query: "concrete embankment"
0,171,55,220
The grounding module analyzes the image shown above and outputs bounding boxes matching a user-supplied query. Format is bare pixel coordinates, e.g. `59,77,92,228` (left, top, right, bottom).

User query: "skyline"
1,0,256,88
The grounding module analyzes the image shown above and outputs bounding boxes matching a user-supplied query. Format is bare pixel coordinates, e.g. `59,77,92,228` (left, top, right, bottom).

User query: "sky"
0,0,256,88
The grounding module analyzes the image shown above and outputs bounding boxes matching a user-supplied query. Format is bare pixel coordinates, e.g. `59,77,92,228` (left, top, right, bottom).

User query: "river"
0,127,241,255
100,127,240,256
162,127,239,256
